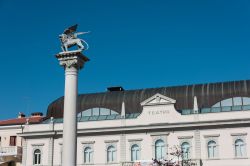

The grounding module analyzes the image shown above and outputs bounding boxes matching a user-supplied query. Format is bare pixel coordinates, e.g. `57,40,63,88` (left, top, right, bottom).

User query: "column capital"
55,50,89,70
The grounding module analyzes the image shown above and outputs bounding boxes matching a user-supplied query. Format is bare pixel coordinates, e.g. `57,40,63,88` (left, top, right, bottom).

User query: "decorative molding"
56,51,89,69
104,140,119,143
231,133,247,136
31,143,45,146
18,131,56,137
81,141,95,144
60,59,79,68
128,138,143,142
178,136,193,139
140,93,176,106
150,132,170,136
18,118,250,138
204,134,220,138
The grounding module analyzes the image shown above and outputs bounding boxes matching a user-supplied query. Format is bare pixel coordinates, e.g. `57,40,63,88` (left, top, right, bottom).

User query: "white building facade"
19,80,250,166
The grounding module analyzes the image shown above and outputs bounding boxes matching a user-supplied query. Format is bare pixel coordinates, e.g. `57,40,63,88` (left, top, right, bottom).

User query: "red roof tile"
0,117,44,126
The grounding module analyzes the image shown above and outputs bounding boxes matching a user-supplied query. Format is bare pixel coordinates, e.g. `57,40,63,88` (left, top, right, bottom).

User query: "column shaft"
62,66,78,166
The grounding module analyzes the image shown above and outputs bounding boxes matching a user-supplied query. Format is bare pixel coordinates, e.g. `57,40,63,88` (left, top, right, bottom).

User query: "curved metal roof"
47,80,250,118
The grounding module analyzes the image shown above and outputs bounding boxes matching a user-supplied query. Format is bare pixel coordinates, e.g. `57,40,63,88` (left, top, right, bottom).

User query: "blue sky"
0,0,249,120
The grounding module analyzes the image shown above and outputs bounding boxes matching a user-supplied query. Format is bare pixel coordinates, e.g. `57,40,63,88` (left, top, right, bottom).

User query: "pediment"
140,93,176,106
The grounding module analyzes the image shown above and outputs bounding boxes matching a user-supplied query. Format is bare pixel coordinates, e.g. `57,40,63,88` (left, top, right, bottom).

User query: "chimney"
107,86,124,92
31,112,43,117
18,112,25,118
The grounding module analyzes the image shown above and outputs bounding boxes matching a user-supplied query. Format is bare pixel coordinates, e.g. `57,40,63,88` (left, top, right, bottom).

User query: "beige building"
3,80,250,166
0,113,43,166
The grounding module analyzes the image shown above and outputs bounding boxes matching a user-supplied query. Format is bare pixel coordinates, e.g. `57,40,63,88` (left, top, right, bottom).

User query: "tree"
152,145,197,166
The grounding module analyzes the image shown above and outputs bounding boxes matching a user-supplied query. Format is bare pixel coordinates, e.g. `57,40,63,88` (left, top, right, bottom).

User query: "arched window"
33,149,41,165
207,140,217,158
212,97,250,107
131,144,140,161
155,139,165,160
235,139,245,157
181,142,190,160
107,145,116,163
78,108,119,117
84,147,93,163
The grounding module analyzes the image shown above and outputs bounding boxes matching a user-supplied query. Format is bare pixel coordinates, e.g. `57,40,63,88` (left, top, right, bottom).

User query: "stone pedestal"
56,50,89,166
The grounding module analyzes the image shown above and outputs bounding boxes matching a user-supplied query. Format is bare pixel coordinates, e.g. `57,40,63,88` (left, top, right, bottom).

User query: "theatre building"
18,80,250,166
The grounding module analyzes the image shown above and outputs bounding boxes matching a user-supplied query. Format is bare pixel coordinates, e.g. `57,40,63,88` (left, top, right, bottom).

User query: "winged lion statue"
59,24,90,52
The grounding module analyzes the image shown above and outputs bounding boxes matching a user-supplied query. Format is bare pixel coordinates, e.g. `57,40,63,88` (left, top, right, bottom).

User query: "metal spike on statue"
59,24,90,52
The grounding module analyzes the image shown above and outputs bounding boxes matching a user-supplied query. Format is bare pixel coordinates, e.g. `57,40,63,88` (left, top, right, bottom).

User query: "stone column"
56,50,89,166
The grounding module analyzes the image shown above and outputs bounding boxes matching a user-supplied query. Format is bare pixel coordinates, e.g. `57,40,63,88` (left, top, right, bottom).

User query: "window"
221,98,233,107
212,97,250,108
33,149,41,165
243,97,250,105
9,136,16,146
78,108,119,117
207,140,217,158
181,142,190,160
233,97,242,106
107,145,116,163
235,139,245,157
155,139,165,160
84,147,93,163
131,144,140,161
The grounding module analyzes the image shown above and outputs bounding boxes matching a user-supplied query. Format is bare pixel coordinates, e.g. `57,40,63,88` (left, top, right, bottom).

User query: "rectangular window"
9,136,17,146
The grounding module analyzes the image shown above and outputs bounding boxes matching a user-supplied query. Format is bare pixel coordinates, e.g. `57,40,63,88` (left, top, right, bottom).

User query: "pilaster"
22,138,27,166
48,137,54,166
194,130,201,166
120,133,126,165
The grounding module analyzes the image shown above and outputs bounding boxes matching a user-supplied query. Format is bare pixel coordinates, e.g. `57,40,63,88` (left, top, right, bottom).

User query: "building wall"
25,138,50,166
20,93,250,166
23,126,250,166
0,126,22,166
0,126,22,147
